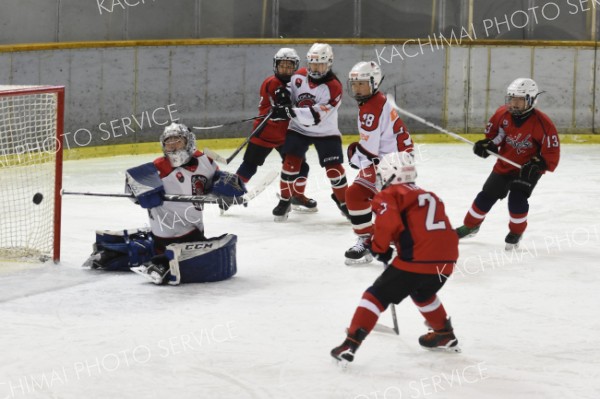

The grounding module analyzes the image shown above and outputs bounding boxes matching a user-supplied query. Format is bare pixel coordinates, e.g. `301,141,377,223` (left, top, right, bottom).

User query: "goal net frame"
0,85,65,263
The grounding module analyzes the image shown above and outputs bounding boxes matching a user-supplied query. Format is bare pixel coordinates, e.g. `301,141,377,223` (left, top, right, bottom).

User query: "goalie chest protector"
166,234,237,285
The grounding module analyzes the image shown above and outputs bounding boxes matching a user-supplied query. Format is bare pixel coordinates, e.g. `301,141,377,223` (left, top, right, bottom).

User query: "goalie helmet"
347,61,383,102
306,43,333,79
160,123,197,167
505,78,540,116
273,48,300,83
377,151,417,185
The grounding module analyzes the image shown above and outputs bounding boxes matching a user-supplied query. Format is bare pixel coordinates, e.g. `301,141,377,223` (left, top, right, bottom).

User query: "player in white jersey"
271,43,349,221
344,61,414,264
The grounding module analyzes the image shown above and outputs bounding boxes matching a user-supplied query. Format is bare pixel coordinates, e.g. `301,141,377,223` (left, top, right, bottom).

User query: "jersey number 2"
418,193,446,231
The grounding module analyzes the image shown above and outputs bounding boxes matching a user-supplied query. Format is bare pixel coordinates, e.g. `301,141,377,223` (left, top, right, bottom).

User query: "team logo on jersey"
296,93,316,108
176,171,184,183
295,78,302,88
505,133,533,155
191,175,208,195
502,119,509,127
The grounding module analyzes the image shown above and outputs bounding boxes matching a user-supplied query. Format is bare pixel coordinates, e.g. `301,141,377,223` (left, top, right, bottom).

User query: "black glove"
271,104,296,121
370,247,394,264
347,142,359,169
520,156,546,182
473,139,498,158
274,87,292,107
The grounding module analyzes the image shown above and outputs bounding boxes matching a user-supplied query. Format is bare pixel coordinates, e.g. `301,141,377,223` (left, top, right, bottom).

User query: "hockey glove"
274,87,292,107
271,104,296,121
473,139,498,159
347,142,359,169
370,247,394,265
520,156,546,182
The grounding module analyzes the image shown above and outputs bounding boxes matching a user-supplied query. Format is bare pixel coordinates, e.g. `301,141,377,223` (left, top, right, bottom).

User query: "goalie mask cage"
0,85,64,263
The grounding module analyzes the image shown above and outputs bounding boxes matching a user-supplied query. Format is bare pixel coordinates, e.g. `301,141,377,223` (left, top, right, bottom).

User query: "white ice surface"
1,144,599,399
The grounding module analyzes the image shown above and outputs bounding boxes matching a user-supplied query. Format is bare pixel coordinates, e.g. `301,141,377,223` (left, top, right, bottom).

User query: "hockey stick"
385,94,522,169
203,110,274,165
60,170,278,206
192,114,267,130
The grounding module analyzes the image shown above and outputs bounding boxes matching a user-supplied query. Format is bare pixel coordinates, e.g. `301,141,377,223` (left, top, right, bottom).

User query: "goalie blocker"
84,229,237,285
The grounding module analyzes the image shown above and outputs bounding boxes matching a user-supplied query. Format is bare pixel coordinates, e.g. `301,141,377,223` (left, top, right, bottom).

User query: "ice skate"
272,198,291,222
419,318,461,353
331,194,350,220
131,256,170,285
330,328,368,367
505,232,523,250
456,225,480,239
344,236,373,265
291,194,318,213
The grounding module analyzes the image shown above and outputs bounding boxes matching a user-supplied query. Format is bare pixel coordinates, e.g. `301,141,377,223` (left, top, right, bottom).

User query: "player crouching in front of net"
344,61,413,265
455,78,560,250
83,123,246,285
331,152,460,367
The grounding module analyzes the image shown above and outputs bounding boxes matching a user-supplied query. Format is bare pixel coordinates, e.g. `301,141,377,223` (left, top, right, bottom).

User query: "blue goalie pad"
126,162,165,209
83,227,155,271
165,234,237,285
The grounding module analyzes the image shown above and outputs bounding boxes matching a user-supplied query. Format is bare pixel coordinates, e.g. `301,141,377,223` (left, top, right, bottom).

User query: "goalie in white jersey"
344,61,414,265
85,123,245,286
271,43,349,221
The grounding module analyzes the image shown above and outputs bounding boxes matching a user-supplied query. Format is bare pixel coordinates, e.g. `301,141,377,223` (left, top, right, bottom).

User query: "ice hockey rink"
0,143,599,399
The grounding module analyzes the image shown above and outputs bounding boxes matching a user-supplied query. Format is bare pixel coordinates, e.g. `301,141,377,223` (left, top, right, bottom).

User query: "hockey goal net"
0,85,64,262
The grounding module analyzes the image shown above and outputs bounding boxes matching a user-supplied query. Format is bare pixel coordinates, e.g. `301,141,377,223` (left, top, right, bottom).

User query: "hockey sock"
346,183,375,236
326,164,348,203
508,190,529,234
464,191,497,227
412,295,448,331
280,154,303,200
348,290,386,335
236,161,258,183
292,161,310,197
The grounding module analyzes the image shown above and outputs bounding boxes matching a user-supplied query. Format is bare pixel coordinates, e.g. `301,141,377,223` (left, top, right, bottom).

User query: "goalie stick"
60,169,278,206
385,94,522,169
203,110,274,165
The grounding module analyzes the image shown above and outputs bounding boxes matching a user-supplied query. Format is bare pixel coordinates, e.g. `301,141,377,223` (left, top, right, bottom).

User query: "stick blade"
203,148,228,164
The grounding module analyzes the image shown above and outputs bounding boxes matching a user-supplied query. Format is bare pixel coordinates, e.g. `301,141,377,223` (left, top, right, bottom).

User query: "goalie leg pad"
166,234,238,285
84,228,155,271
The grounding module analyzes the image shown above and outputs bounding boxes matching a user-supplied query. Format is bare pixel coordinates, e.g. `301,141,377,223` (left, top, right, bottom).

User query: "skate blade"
131,266,163,284
344,254,374,266
291,205,318,213
421,343,461,353
331,357,350,370
273,213,290,223
505,243,520,251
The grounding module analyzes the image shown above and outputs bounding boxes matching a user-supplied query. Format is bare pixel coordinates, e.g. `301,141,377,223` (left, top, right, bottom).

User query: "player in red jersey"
235,48,315,211
455,78,560,250
270,43,348,222
344,61,414,265
331,152,460,366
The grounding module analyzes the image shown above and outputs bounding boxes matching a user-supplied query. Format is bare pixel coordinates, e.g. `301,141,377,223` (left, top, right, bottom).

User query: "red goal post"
0,85,65,263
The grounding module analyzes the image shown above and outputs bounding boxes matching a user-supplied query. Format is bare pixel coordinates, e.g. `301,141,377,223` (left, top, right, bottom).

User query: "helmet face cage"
273,48,300,82
306,43,333,79
376,151,417,186
347,61,383,102
160,123,197,167
505,78,539,116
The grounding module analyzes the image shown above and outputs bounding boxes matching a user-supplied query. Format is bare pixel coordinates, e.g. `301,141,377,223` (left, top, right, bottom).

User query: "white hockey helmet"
273,47,300,82
160,123,197,167
377,151,417,185
347,61,383,102
306,43,334,79
505,78,540,116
